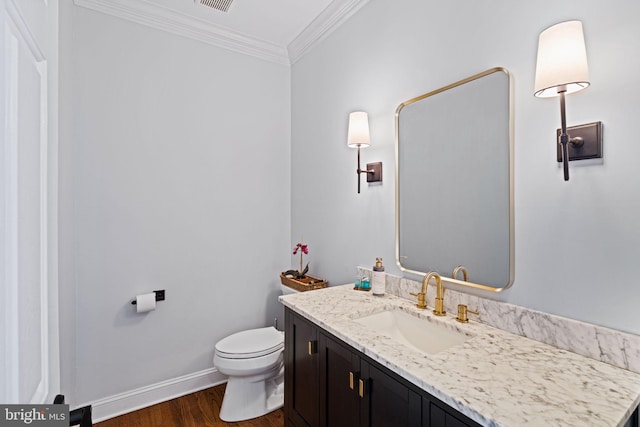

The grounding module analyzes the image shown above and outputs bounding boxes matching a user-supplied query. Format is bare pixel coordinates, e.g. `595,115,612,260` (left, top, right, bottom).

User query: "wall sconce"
534,20,602,181
347,111,382,193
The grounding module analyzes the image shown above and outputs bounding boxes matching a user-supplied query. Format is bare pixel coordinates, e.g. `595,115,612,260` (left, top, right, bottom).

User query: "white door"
0,0,59,404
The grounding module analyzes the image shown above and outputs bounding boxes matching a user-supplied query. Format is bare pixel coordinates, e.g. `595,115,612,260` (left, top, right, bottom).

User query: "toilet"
213,284,298,422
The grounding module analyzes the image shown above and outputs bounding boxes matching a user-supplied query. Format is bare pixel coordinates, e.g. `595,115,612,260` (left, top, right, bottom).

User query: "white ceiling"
159,0,333,47
74,0,370,64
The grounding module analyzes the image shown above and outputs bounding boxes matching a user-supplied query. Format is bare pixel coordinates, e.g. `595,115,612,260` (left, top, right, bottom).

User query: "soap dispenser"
372,258,385,296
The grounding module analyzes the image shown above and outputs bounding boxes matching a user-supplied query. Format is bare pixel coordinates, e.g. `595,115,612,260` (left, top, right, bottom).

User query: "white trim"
6,0,45,61
32,58,49,405
44,0,60,404
85,368,226,423
2,0,54,403
72,0,370,65
287,0,370,64
3,0,48,401
2,14,21,403
73,0,290,65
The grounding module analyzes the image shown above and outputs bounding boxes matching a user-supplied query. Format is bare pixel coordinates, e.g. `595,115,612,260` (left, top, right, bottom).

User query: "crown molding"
287,0,370,64
74,0,290,65
73,0,370,66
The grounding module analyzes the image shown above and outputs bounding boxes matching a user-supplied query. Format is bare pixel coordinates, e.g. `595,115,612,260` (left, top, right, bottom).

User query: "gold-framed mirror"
395,67,514,292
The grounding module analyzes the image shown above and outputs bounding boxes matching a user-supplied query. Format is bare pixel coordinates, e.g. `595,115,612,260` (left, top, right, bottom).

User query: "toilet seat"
215,327,284,359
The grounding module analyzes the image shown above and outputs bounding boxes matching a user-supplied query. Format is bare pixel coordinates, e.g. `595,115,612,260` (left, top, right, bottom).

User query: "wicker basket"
280,273,328,292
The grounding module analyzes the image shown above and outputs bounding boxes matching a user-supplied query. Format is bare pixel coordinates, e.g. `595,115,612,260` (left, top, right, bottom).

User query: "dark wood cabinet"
362,357,422,427
285,309,320,427
319,334,361,427
285,308,481,427
426,401,473,427
318,333,450,427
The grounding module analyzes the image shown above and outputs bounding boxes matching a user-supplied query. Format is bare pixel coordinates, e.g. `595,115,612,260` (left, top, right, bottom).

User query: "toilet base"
219,365,284,422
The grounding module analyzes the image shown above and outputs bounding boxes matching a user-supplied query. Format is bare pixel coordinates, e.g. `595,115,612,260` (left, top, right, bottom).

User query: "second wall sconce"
347,111,382,193
534,20,602,182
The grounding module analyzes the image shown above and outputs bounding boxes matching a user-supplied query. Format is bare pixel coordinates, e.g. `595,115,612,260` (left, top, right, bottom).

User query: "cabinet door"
426,401,476,427
319,334,361,427
285,310,319,427
362,361,421,427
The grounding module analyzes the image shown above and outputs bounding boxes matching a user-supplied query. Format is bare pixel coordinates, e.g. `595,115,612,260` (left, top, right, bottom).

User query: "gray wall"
291,0,640,335
59,3,291,404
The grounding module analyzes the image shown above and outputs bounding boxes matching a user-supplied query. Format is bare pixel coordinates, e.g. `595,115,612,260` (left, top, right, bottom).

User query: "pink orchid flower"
292,242,309,276
293,243,308,255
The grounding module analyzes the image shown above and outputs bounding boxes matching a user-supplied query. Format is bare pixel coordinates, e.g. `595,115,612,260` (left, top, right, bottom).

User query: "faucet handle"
409,292,427,309
456,304,479,323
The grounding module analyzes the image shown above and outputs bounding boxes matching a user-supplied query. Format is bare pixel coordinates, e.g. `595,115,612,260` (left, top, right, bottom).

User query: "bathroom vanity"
281,285,640,427
285,307,481,427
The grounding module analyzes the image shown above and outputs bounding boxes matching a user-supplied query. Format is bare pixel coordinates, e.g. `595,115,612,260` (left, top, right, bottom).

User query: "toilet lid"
215,327,284,359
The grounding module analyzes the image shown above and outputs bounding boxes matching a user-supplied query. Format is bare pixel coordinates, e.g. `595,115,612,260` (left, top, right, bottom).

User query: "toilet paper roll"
135,292,156,313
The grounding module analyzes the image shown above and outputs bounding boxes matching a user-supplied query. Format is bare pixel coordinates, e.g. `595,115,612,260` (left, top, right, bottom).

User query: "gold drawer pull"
358,379,364,398
307,340,317,355
349,372,354,390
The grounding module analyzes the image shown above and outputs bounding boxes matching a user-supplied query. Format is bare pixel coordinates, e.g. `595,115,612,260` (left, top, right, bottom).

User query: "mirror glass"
395,68,514,291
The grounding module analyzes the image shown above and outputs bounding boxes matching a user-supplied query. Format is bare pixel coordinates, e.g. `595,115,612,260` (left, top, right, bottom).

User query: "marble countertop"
280,284,640,427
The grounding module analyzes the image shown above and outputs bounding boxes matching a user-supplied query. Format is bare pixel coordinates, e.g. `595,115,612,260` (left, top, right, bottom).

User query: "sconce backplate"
366,162,382,183
556,121,602,162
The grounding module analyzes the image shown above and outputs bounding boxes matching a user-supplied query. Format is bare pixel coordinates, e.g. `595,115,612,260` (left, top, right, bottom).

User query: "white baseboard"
87,368,227,423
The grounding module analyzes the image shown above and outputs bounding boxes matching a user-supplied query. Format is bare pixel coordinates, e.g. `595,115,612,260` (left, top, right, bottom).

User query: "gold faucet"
452,265,468,282
425,272,446,316
411,272,446,314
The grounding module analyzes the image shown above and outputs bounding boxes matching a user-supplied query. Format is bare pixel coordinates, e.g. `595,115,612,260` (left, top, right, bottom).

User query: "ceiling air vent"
197,0,234,13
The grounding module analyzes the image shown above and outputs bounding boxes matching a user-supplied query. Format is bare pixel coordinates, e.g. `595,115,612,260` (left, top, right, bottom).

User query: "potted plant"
280,242,328,292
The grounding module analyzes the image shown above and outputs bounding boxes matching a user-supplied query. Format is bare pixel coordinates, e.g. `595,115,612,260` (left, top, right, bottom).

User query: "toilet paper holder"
131,290,165,305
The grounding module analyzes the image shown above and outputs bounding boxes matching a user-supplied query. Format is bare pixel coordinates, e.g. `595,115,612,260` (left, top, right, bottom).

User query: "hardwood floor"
95,384,284,427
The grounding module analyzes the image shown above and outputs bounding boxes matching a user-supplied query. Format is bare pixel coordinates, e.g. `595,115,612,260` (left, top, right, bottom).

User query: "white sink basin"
353,309,470,355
